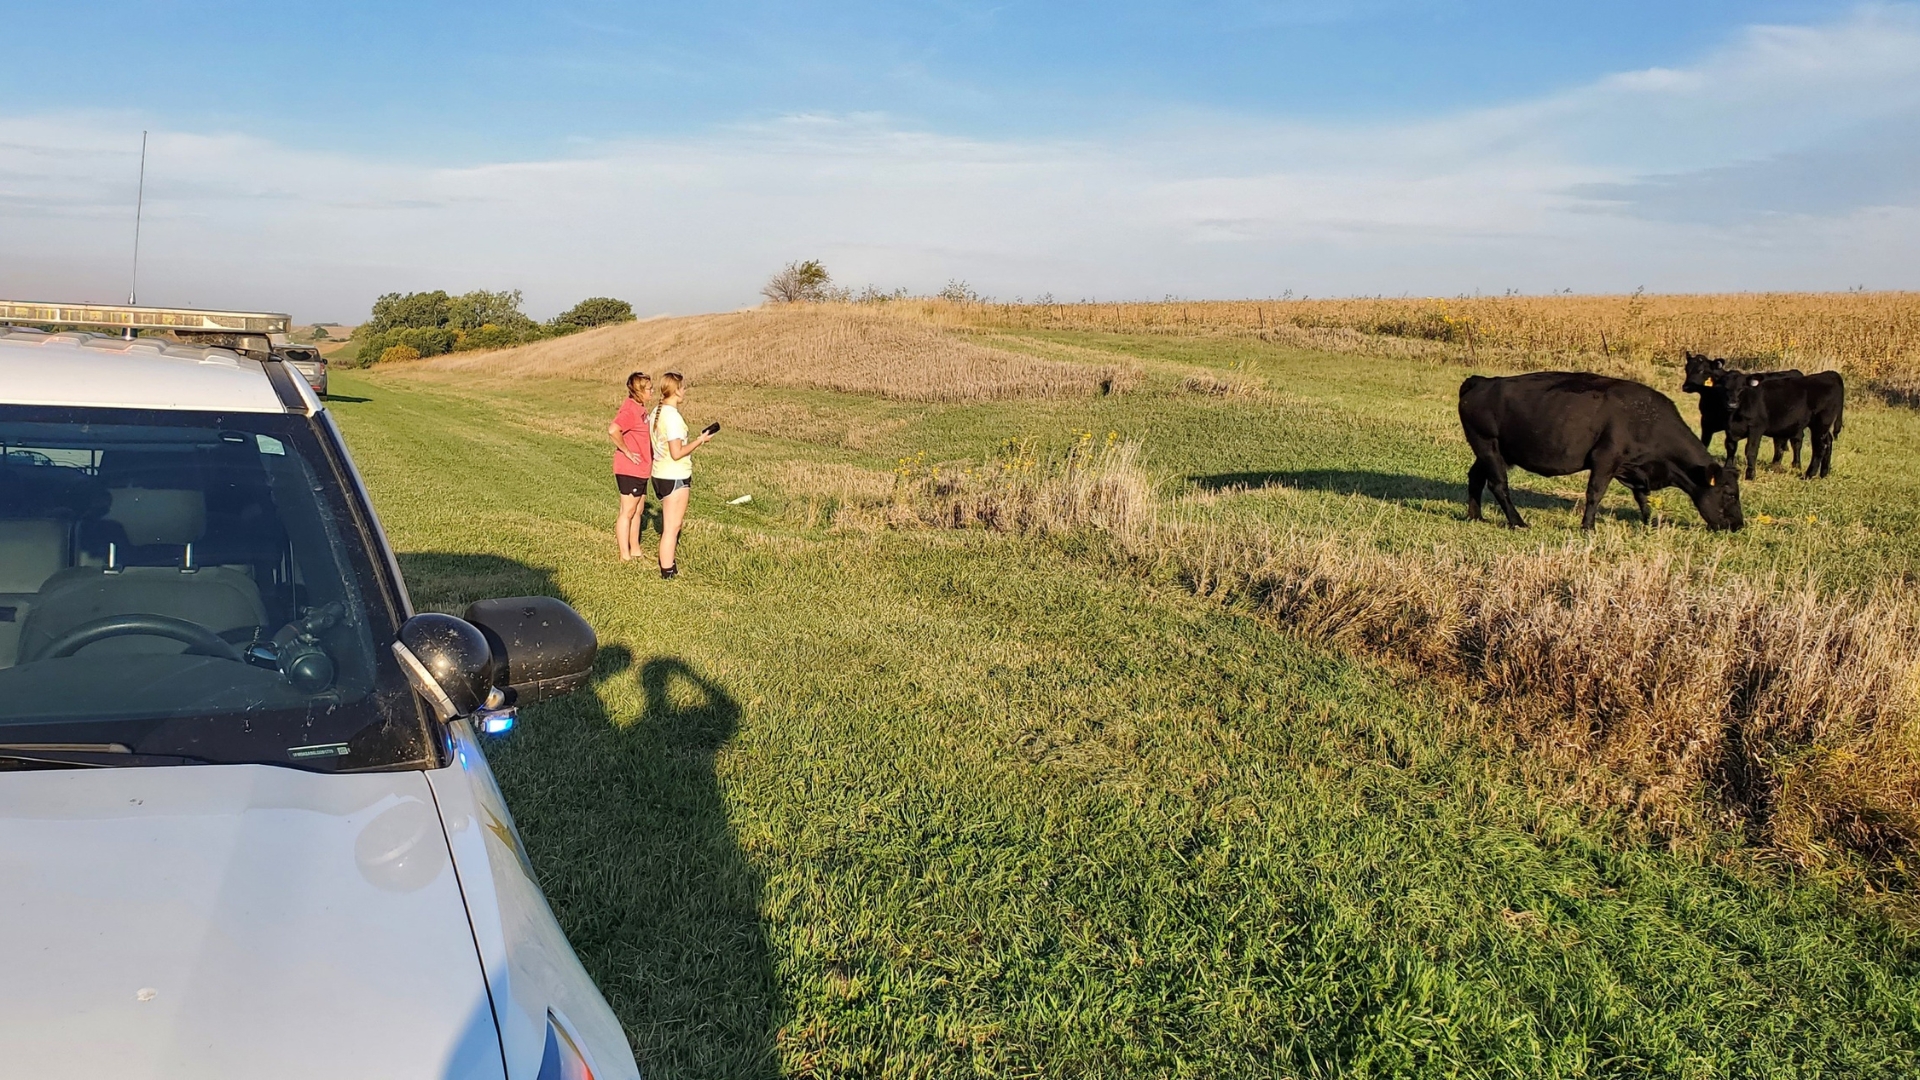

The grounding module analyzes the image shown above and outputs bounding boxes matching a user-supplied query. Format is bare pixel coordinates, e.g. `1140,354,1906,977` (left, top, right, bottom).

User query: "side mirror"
394,613,496,721
463,597,598,705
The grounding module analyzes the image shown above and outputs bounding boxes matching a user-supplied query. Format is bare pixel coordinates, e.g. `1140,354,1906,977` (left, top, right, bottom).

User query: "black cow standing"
1727,371,1845,480
1680,351,1804,466
1459,371,1743,531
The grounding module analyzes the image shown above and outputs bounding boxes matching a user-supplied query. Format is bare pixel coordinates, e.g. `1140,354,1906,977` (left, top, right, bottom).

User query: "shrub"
552,297,635,329
762,260,835,303
458,324,520,351
358,327,457,361
937,279,982,303
378,344,422,364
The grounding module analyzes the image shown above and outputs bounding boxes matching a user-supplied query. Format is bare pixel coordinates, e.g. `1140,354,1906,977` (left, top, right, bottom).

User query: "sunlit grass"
328,322,1920,1078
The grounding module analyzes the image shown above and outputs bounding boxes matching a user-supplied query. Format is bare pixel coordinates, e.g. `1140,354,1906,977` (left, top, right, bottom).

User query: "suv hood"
0,764,505,1079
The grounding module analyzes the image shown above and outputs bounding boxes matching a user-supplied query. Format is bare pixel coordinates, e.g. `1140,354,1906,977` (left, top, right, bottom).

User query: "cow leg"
1631,484,1653,524
1745,431,1761,481
1769,437,1787,468
1807,424,1832,480
1581,463,1615,531
1789,430,1804,469
1463,432,1526,528
1486,459,1527,528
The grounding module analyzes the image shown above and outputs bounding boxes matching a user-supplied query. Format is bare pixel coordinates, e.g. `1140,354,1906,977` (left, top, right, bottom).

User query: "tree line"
346,290,634,366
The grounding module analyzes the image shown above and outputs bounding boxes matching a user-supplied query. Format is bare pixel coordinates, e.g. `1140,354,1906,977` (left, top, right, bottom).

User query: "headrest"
0,519,66,593
105,488,206,546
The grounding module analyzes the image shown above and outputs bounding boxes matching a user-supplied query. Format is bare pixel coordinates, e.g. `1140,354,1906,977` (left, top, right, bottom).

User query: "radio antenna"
128,130,148,310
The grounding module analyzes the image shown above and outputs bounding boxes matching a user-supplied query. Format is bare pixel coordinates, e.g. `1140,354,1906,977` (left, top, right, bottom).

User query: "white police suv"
0,312,640,1079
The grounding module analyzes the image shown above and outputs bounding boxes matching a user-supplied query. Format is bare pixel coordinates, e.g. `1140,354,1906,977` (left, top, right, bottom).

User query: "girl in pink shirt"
608,371,653,562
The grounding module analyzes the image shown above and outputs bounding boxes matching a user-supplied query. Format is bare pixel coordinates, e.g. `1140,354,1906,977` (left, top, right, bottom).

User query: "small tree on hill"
762,260,833,303
552,297,635,329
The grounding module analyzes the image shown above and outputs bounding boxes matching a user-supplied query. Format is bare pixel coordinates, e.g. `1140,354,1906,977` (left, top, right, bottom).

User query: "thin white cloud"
1,5,1917,320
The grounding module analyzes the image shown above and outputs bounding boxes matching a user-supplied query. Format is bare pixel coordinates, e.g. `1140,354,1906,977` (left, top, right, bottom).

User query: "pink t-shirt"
612,398,652,478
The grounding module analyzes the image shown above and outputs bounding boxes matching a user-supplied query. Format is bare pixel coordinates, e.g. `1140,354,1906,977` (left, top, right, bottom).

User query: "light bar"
0,299,290,334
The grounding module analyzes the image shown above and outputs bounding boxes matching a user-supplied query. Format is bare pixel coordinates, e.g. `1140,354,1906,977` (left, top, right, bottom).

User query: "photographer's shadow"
400,552,778,1079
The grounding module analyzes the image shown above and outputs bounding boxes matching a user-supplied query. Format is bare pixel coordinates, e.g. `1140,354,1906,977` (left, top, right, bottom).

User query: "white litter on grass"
728,494,752,505
136,987,158,1002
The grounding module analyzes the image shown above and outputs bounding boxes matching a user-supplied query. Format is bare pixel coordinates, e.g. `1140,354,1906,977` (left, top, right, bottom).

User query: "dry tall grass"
894,293,1920,403
854,433,1154,536
389,306,1136,403
865,442,1920,873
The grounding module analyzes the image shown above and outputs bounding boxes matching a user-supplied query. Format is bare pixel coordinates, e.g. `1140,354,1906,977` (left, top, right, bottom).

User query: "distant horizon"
12,285,1920,331
3,2,1917,322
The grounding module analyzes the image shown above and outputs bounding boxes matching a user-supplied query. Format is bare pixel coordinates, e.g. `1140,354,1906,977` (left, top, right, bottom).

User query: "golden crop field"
892,292,1920,402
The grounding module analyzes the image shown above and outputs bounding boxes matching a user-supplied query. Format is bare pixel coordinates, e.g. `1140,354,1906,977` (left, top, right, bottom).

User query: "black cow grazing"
1459,371,1743,531
1727,370,1845,480
1680,351,1804,465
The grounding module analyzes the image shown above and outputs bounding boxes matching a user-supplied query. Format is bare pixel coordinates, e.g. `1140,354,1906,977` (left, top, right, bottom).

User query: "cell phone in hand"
701,422,721,437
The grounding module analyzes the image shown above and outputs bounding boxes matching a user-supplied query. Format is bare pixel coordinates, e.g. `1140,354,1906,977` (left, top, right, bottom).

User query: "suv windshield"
0,405,430,770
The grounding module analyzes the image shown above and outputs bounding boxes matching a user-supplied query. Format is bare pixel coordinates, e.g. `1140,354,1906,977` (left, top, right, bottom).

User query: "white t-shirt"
649,404,692,480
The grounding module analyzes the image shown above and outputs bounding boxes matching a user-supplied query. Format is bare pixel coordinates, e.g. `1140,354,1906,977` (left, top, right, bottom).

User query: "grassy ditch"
336,322,1920,1077
878,436,1920,872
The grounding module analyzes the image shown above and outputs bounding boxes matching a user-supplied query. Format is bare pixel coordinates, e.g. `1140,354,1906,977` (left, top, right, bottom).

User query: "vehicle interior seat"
0,518,70,668
79,448,293,616
19,488,267,663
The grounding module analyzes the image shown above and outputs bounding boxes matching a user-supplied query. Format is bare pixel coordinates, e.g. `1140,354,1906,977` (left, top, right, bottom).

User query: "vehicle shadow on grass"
398,552,781,1080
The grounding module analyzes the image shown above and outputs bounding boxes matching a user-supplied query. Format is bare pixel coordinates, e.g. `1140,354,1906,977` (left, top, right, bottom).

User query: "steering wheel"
31,614,246,663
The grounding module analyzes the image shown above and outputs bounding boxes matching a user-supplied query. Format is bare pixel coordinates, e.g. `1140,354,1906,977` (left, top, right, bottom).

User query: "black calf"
1728,371,1845,480
1680,351,1803,466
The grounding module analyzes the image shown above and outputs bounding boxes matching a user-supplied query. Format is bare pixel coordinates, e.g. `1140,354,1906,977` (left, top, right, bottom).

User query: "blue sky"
2,1,1916,319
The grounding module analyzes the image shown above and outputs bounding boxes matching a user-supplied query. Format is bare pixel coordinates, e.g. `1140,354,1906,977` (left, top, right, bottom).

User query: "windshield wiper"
0,743,216,769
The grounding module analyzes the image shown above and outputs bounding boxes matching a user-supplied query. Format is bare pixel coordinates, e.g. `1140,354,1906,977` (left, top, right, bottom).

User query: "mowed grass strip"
332,344,1920,1078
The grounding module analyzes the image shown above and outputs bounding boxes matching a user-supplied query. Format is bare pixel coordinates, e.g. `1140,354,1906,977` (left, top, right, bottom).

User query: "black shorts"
615,474,649,497
651,476,690,499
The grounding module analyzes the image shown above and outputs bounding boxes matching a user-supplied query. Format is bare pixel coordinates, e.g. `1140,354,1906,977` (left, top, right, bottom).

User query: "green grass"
331,332,1920,1078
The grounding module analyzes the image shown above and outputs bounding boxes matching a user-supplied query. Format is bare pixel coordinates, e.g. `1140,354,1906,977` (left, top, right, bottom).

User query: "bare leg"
659,486,691,571
615,492,644,561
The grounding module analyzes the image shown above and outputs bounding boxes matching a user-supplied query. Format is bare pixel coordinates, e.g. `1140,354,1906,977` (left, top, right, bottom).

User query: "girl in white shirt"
648,371,714,579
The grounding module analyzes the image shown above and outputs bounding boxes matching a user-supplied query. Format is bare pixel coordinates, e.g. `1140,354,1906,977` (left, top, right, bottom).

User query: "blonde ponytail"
652,371,685,440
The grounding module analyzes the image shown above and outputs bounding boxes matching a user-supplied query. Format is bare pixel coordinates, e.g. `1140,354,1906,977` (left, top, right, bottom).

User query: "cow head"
1681,352,1729,394
1727,374,1765,427
1689,461,1744,531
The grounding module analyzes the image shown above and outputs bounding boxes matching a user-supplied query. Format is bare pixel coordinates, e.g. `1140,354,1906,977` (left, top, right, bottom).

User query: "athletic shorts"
615,474,649,496
651,476,691,499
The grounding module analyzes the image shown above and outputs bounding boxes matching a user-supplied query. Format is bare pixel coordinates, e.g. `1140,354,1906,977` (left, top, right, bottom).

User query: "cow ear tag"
1709,473,1717,486
1705,376,1714,386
